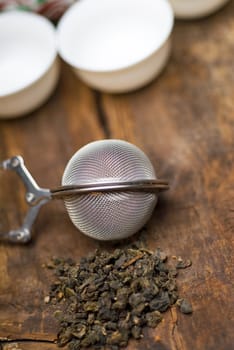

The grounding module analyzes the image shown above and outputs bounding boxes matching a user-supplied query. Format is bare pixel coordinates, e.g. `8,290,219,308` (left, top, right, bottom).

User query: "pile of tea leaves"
45,247,192,350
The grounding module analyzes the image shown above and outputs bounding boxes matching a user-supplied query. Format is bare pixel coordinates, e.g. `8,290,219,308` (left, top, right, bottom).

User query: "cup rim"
0,11,57,98
57,0,174,74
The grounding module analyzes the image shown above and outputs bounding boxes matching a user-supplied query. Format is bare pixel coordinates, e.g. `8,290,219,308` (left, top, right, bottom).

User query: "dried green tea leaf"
145,311,163,328
177,298,193,314
45,245,192,350
176,258,192,269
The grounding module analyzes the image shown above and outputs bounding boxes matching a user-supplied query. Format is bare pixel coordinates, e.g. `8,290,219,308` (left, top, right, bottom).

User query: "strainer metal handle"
0,156,169,243
0,156,51,243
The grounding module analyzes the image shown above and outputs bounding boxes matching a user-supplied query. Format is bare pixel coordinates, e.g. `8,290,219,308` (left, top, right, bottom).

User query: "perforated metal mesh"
62,140,157,240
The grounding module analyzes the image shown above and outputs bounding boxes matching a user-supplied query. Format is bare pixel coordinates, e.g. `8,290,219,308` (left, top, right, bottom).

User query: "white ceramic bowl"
170,0,230,19
57,0,174,93
0,11,59,119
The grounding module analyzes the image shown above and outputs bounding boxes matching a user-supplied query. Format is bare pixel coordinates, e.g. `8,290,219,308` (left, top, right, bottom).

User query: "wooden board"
0,2,234,349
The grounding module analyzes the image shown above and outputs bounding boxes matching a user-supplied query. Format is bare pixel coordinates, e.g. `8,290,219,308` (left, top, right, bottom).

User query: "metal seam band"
51,180,169,198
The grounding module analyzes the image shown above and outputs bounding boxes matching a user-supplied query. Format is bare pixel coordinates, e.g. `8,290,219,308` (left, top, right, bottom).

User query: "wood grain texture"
0,2,234,349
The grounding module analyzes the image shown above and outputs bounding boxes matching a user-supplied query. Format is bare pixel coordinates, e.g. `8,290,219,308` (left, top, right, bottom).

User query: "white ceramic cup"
0,11,60,119
169,0,230,19
57,0,174,93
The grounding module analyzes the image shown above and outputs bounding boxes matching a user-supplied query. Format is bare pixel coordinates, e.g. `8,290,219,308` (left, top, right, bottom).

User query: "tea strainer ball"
63,139,159,240
0,139,169,243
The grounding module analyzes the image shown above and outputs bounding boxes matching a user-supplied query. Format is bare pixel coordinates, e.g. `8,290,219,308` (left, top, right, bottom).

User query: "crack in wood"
0,339,54,344
170,308,180,350
94,92,111,138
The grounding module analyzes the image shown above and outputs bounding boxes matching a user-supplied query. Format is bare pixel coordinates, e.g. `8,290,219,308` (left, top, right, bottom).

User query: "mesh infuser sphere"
62,140,157,240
